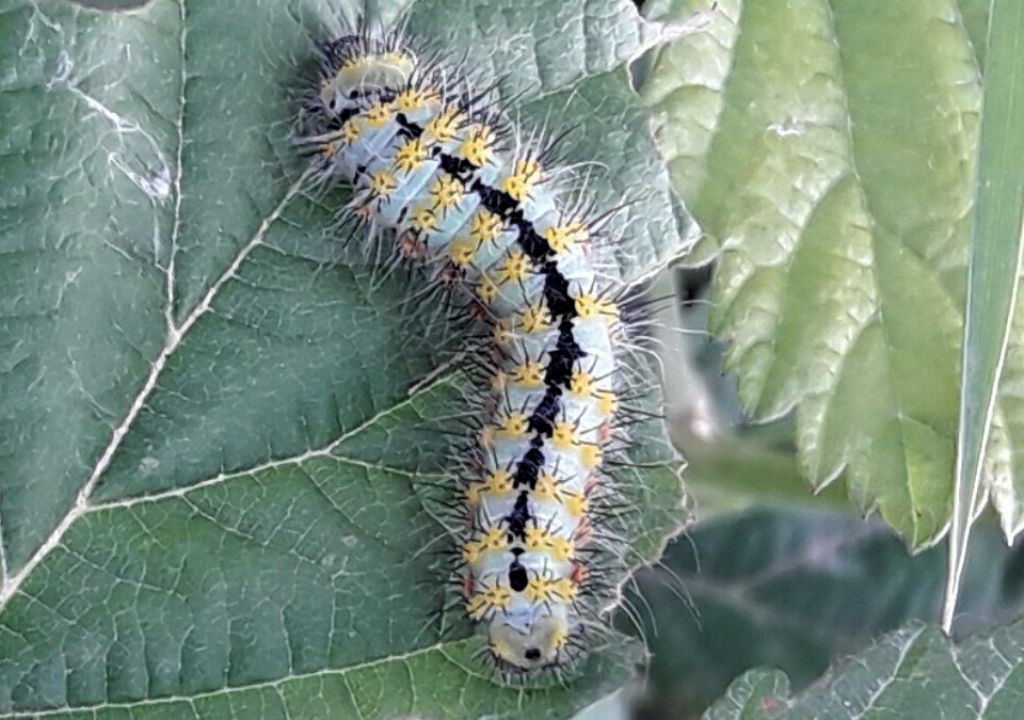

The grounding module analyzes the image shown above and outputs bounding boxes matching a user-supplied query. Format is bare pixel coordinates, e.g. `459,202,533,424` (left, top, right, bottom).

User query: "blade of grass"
942,0,1024,634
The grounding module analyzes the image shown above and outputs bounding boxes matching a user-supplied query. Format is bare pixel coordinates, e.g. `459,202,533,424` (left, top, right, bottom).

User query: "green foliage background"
640,0,1024,718
5,0,1024,719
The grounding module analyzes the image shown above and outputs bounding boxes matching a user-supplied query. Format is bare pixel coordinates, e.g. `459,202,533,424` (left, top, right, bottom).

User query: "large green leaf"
705,615,1024,720
638,0,1014,549
0,0,695,716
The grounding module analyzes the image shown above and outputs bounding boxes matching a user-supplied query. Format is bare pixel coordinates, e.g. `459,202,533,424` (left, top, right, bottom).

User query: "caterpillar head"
488,604,571,670
319,35,415,106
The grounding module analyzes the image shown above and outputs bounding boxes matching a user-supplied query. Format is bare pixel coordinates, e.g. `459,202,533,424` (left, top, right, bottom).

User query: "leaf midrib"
165,0,186,331
828,0,982,546
823,0,921,545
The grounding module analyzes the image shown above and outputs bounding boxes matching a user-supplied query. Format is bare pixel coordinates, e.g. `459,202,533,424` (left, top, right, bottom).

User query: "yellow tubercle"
466,594,486,620
321,140,341,160
580,444,602,470
487,585,512,607
551,626,569,649
511,362,545,389
597,298,621,322
493,318,514,345
550,421,579,452
549,537,574,562
368,169,398,199
424,107,464,143
430,173,464,212
449,238,477,268
470,209,504,245
564,492,588,518
477,276,499,304
553,578,578,602
523,528,574,562
534,474,561,503
595,389,618,417
467,584,512,620
394,137,429,173
411,205,439,233
501,159,543,202
364,101,394,128
524,527,548,551
520,304,551,334
484,470,513,495
481,527,508,551
502,176,528,203
496,250,530,285
569,370,594,398
497,412,529,440
395,87,437,112
525,577,556,604
460,124,495,167
541,222,588,255
461,540,483,564
574,293,600,320
340,120,362,146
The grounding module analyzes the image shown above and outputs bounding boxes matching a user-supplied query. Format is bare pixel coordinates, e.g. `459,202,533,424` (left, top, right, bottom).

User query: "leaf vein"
0,173,310,613
0,641,470,719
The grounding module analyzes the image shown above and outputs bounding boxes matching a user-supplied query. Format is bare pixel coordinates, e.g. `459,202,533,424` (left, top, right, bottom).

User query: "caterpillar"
298,25,636,676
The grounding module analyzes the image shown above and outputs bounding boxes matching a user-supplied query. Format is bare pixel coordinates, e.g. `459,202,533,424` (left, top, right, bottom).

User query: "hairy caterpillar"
298,26,640,676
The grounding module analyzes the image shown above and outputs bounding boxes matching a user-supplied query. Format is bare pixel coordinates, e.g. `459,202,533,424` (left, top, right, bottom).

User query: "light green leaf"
944,0,1024,632
0,0,693,716
705,617,1024,719
640,0,990,548
650,267,852,515
958,0,991,66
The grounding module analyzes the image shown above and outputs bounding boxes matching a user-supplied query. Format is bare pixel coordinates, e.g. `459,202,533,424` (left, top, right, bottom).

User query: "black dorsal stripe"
506,491,532,539
392,101,597,569
513,447,544,489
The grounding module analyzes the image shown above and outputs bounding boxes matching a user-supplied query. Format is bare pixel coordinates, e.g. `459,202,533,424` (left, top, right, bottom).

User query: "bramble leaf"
0,0,693,716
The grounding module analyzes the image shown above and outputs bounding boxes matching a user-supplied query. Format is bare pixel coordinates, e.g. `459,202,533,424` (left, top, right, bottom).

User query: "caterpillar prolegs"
300,28,638,674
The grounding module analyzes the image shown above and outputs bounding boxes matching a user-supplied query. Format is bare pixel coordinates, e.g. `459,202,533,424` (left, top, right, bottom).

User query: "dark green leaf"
626,508,1024,718
0,0,694,716
705,616,1024,719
